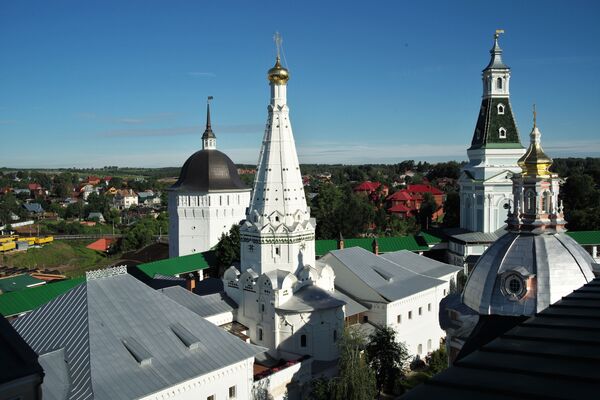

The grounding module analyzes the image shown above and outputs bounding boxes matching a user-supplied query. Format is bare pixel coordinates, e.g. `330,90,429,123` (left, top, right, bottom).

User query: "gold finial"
518,106,553,177
495,29,505,39
268,32,289,84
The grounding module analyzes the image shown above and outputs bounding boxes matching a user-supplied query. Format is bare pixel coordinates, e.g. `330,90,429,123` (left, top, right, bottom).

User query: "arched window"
333,330,338,342
427,339,432,351
499,127,507,139
497,103,505,115
417,344,423,355
300,334,307,347
497,77,503,89
258,328,263,341
542,191,552,213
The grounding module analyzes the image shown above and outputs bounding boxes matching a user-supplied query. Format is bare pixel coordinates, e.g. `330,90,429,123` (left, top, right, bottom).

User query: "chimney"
185,273,196,292
337,232,345,250
372,238,379,256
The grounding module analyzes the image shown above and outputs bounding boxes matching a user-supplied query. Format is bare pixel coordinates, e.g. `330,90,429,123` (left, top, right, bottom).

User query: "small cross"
273,32,282,58
495,29,504,39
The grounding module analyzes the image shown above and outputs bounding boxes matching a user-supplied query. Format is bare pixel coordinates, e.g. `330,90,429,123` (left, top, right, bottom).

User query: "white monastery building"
168,100,251,257
12,266,263,400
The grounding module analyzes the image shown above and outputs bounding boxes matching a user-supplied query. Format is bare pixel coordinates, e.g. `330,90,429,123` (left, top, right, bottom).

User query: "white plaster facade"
320,248,460,358
140,357,255,400
169,190,250,257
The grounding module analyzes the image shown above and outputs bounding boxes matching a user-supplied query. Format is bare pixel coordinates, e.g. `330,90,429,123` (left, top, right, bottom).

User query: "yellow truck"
0,235,18,244
35,236,54,245
0,241,16,252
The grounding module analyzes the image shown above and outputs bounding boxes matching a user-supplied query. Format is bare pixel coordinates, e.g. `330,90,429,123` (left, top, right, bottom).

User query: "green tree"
312,183,344,239
331,327,377,400
215,225,241,267
309,378,333,400
417,192,438,229
442,191,460,228
365,326,410,395
425,344,448,375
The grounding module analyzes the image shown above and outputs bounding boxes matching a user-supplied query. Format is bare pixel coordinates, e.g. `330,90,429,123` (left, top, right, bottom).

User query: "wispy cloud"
188,71,216,78
113,112,178,125
99,123,263,137
99,126,199,137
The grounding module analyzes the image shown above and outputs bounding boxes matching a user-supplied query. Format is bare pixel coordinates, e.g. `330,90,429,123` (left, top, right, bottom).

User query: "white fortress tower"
168,99,251,257
239,49,316,275
459,31,526,233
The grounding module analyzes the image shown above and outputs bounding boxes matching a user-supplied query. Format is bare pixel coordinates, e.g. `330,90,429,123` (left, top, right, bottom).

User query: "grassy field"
2,240,121,278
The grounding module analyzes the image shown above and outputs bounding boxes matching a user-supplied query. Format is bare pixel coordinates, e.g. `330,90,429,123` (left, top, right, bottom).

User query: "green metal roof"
0,278,85,317
419,232,442,245
137,252,210,278
0,274,46,293
567,230,600,246
315,235,431,257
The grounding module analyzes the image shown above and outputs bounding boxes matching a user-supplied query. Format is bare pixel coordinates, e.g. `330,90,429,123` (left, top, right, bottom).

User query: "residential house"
114,189,138,210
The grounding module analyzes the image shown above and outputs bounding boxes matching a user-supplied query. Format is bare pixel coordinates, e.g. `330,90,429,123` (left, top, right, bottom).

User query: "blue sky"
1,0,599,168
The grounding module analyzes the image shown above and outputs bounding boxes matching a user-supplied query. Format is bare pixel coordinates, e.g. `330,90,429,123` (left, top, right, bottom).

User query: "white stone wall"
224,267,343,362
460,147,525,233
169,190,250,257
140,357,255,400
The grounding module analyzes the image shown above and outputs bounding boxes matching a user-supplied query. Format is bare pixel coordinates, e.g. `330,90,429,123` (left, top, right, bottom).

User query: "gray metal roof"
450,228,507,244
380,250,461,279
12,268,262,400
160,286,237,318
402,279,600,400
463,232,596,316
169,149,248,192
276,285,345,313
333,289,368,316
326,247,446,302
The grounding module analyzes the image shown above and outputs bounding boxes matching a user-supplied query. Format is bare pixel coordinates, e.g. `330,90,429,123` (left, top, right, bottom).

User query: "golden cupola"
518,108,553,177
267,56,289,85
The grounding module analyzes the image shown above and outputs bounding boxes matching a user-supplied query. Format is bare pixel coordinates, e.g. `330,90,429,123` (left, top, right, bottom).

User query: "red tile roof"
407,184,444,195
387,190,412,201
28,183,42,191
354,181,381,192
388,204,413,213
86,238,114,252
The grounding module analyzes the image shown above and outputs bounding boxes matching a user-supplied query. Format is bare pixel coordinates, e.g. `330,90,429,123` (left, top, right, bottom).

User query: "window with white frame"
499,127,507,139
397,314,402,324
497,103,505,115
229,386,237,399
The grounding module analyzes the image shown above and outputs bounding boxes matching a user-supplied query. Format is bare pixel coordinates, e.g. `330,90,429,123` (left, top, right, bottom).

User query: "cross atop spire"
202,96,216,150
485,29,508,70
273,31,282,60
533,103,537,127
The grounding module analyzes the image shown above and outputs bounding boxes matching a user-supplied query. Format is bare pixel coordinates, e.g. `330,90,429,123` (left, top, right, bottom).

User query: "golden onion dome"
267,56,289,85
518,124,553,177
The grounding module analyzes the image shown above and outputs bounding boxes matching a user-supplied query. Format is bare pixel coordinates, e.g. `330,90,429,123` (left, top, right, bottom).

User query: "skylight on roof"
122,337,153,366
171,322,203,350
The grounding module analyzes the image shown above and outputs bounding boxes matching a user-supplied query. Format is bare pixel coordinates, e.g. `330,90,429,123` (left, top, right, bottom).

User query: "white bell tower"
239,34,316,275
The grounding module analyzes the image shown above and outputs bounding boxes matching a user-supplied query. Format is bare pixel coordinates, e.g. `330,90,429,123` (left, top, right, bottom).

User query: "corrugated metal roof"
0,278,85,317
160,286,237,318
0,274,46,293
315,235,430,257
401,278,600,399
137,252,210,278
380,250,461,279
324,247,446,302
12,269,264,400
566,230,600,246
